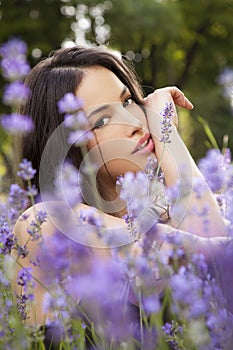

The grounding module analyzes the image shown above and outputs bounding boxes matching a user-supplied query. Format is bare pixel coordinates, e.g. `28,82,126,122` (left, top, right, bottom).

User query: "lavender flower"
162,320,183,350
0,38,27,58
55,161,82,208
17,267,35,320
14,243,29,259
0,217,14,255
68,128,93,146
25,184,38,198
17,293,34,321
198,148,233,196
67,256,124,302
58,92,83,114
8,184,28,211
64,110,88,129
17,267,34,290
26,219,43,241
1,113,34,135
38,230,90,282
170,265,204,318
79,206,104,228
117,171,151,217
42,289,67,315
142,293,160,313
35,210,47,225
3,81,30,106
17,159,36,181
160,102,173,143
25,212,46,243
58,93,93,147
7,207,20,225
0,38,30,81
144,156,158,181
1,57,30,81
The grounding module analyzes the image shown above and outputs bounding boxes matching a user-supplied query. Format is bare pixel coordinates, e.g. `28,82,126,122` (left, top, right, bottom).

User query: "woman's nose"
122,110,144,137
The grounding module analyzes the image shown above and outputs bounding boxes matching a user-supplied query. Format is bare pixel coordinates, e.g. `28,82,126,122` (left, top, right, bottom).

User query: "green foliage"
0,0,73,62
197,115,219,150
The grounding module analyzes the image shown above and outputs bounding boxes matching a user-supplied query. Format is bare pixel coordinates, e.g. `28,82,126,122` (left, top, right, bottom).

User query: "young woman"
13,45,228,326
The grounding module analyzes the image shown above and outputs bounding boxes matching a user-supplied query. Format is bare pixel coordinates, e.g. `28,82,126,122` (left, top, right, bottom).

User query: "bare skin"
12,73,228,325
144,87,227,236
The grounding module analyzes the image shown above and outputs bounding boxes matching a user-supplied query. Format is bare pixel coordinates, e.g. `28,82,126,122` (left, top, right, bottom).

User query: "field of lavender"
1,38,233,350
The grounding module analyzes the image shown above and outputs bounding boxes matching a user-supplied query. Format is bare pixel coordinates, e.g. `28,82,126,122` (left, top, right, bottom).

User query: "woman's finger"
153,86,194,110
166,86,194,110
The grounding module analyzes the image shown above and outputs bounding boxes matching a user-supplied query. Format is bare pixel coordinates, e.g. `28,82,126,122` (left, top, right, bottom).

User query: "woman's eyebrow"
120,85,128,98
87,105,109,119
87,86,128,119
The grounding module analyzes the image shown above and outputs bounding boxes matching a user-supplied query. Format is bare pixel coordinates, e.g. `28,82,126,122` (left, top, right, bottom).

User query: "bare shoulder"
14,201,56,241
14,201,127,248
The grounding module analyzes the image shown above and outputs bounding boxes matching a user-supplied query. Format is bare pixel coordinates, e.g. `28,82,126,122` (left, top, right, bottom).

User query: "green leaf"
197,116,219,150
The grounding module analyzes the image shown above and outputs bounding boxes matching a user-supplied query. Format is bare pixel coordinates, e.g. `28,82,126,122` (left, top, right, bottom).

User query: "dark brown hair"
21,45,144,196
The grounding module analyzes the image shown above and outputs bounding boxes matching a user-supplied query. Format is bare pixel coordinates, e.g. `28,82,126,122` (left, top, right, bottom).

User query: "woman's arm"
144,87,227,237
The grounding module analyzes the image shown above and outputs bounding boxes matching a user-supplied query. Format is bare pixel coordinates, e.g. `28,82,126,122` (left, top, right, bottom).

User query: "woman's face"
76,66,156,185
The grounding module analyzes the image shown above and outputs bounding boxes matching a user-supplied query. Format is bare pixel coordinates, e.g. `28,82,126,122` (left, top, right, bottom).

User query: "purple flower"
39,230,90,282
142,294,160,313
58,92,83,114
15,243,29,259
17,159,36,181
8,207,20,225
64,111,88,129
55,161,82,208
0,217,14,255
26,184,38,197
68,129,93,146
25,211,47,242
66,255,125,304
35,210,47,225
17,267,33,287
26,220,42,241
145,156,158,181
224,188,233,225
8,184,28,211
0,38,28,58
162,321,183,336
0,271,10,287
162,320,183,350
198,149,225,192
17,293,34,320
160,102,173,144
1,57,30,81
170,265,203,315
118,171,151,217
1,113,34,135
0,39,30,81
42,289,67,314
17,267,35,311
3,81,30,106
79,207,104,228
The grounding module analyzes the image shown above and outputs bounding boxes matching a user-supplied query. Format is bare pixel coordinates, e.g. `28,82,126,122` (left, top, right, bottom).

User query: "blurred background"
1,0,233,186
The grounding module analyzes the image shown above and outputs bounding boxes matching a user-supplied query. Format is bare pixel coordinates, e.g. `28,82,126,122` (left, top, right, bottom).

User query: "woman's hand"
144,86,193,127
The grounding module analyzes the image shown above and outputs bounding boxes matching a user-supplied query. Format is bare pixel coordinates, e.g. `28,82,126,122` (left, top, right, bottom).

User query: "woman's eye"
123,97,134,108
92,116,110,129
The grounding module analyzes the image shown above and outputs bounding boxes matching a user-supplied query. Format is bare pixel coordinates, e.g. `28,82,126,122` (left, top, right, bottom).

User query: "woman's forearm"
145,90,227,237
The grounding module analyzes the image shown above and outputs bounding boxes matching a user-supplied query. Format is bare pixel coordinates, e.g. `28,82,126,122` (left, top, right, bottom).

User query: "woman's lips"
132,133,155,155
